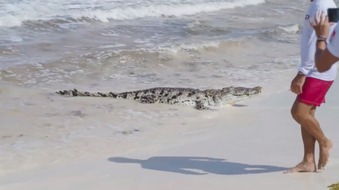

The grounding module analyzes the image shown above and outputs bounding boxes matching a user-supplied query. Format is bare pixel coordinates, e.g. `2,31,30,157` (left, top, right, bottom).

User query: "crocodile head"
217,86,262,105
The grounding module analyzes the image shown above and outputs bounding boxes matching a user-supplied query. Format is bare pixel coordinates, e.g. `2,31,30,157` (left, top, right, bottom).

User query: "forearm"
311,12,335,72
315,38,328,72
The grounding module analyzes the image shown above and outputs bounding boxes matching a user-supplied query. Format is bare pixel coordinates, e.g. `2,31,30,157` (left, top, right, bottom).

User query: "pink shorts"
297,77,333,107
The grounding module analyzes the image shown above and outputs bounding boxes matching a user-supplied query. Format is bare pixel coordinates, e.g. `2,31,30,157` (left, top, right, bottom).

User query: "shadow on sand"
108,156,287,175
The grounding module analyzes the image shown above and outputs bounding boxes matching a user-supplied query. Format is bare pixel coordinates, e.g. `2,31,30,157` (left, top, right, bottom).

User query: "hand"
290,74,306,95
310,11,330,38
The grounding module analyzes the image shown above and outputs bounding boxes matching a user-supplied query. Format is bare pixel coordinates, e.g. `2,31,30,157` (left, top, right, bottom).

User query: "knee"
291,107,304,123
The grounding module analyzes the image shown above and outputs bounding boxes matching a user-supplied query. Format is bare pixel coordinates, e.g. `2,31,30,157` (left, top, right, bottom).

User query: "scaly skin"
56,86,262,110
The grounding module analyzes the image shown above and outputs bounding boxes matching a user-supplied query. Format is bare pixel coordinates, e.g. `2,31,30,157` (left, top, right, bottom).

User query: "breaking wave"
0,0,265,27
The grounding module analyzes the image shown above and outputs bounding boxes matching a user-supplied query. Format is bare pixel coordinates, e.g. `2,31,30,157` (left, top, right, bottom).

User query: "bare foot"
318,140,333,171
284,161,316,173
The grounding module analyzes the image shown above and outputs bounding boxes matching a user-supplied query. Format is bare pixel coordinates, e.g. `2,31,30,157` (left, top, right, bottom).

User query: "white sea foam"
157,41,222,53
277,24,300,34
0,0,265,27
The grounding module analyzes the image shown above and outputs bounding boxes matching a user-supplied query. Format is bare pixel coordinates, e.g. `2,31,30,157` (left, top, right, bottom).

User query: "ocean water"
0,0,312,90
0,0,337,174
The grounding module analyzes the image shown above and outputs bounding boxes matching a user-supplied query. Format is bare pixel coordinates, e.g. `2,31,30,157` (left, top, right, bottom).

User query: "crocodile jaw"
218,86,262,105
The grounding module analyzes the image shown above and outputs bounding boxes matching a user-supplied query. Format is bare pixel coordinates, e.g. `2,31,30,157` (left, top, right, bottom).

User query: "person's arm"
299,20,315,76
312,14,339,72
290,6,316,94
315,43,338,72
290,73,306,95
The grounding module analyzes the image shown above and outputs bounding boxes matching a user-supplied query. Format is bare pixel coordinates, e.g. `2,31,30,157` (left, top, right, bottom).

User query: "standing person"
287,0,337,173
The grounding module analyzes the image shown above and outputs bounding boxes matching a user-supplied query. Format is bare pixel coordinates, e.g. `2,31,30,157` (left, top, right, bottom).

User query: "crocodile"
56,86,262,110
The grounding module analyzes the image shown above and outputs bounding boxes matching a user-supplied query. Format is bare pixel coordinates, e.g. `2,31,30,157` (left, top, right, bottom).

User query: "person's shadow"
108,156,287,175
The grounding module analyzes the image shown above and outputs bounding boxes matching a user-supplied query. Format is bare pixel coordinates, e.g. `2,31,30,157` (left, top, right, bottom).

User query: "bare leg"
285,101,317,173
290,100,332,172
318,140,333,171
284,127,317,173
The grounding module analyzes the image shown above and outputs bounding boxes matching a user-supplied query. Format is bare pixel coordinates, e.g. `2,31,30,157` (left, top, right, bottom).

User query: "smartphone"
328,8,339,22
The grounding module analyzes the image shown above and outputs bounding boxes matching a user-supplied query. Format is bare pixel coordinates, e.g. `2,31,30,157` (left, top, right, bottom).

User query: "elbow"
315,63,329,73
317,68,327,73
316,64,327,73
315,58,330,73
314,49,338,72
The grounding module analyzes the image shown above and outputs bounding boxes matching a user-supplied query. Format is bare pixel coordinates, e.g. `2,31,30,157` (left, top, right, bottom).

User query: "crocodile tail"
56,89,117,98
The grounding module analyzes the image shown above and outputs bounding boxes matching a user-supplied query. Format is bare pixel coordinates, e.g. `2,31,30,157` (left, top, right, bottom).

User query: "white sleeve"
327,25,339,58
299,25,316,75
299,8,318,75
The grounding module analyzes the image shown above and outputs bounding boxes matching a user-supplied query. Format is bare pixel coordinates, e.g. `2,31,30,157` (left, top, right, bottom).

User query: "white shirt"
328,25,339,57
299,0,338,81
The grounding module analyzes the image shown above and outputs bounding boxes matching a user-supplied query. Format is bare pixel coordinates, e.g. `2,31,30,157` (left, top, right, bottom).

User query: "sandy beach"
1,70,339,190
1,0,339,189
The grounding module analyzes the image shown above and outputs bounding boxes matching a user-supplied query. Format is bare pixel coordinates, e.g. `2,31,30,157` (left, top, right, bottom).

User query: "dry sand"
0,71,339,190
